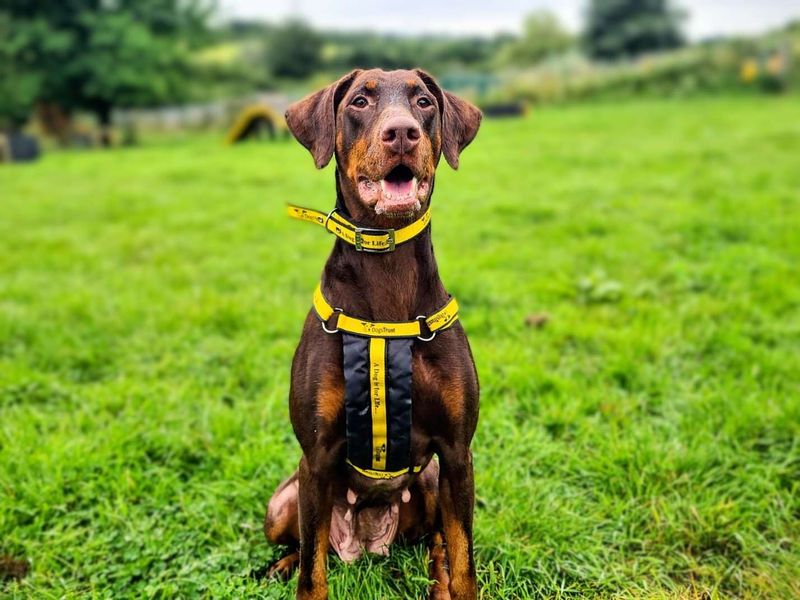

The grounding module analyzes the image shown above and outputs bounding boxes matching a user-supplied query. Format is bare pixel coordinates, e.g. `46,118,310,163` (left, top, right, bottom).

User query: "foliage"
584,0,686,60
190,42,273,99
0,14,45,128
323,31,506,73
496,10,574,67
0,0,214,125
264,19,323,80
2,96,800,598
214,20,508,80
494,24,800,106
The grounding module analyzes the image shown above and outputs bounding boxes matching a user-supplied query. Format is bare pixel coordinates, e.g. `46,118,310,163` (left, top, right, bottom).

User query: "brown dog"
265,69,481,600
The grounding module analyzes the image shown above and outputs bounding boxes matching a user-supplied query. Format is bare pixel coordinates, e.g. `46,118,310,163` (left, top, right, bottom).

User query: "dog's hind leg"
265,470,301,579
398,460,440,542
265,470,300,546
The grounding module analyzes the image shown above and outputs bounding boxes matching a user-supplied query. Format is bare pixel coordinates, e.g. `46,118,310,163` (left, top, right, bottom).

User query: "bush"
493,30,798,106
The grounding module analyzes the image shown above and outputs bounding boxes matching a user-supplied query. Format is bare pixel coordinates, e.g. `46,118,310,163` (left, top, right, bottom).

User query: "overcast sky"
218,0,800,39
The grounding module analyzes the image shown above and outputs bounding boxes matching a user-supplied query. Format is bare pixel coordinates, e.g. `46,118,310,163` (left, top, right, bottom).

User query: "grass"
1,95,799,599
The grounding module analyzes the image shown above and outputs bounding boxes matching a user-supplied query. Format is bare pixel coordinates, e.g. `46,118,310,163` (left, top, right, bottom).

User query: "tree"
584,0,685,60
264,19,322,80
499,11,573,66
0,14,47,129
0,0,214,143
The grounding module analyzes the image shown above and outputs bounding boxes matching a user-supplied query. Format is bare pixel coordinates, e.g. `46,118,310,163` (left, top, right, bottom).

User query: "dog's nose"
381,115,421,154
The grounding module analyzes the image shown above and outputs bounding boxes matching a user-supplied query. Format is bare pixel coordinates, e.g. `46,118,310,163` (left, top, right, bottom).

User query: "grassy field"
1,96,799,599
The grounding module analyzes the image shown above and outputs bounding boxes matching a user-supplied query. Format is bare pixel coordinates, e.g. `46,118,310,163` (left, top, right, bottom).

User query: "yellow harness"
289,204,460,479
312,284,459,340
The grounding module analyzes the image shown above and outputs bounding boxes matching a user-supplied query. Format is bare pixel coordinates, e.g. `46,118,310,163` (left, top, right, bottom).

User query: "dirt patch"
0,555,29,582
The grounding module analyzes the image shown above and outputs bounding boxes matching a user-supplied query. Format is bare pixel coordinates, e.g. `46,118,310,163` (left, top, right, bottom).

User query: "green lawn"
1,96,799,599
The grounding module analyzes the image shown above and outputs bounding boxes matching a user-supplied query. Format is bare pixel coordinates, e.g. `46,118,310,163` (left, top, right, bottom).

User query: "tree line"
0,0,686,137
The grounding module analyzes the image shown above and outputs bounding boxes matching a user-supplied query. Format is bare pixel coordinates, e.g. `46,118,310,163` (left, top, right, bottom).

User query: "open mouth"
357,165,430,217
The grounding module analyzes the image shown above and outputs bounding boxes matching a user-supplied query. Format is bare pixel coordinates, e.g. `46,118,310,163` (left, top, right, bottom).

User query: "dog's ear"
416,69,482,170
285,69,362,169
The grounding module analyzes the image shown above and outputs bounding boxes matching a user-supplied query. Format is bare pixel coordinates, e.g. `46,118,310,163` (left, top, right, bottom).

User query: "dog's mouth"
357,165,430,218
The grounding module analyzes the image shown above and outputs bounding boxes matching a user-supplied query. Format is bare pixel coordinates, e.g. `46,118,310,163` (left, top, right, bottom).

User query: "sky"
218,0,800,39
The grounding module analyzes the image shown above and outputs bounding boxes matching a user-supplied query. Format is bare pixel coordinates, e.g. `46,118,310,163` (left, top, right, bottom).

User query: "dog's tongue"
382,177,415,198
377,177,418,214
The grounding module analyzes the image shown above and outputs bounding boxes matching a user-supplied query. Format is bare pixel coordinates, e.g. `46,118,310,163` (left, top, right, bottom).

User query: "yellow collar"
312,283,459,340
287,204,431,253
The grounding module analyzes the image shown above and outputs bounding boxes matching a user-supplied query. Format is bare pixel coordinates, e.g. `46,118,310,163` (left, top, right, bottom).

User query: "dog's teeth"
346,488,357,505
401,489,411,503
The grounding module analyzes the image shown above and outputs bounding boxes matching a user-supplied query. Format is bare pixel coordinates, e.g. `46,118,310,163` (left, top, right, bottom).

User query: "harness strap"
287,204,431,253
343,335,418,479
347,462,424,479
313,283,459,339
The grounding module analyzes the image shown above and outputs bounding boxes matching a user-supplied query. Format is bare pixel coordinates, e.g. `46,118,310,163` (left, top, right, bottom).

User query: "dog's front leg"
438,444,477,600
296,453,334,600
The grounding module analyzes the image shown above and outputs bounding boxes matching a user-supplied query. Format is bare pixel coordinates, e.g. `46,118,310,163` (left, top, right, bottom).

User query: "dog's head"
285,69,481,222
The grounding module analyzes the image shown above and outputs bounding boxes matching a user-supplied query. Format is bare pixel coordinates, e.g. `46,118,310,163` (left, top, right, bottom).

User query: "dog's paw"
428,584,452,600
267,552,300,580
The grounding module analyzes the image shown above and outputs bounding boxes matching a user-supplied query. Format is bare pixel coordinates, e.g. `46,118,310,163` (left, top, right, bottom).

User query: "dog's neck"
321,173,448,322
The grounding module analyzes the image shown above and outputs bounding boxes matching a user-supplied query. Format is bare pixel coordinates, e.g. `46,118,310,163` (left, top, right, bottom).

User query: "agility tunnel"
225,105,285,144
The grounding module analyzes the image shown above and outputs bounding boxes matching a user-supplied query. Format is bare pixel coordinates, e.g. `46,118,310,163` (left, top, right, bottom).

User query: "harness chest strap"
342,335,423,480
287,204,431,252
313,283,459,339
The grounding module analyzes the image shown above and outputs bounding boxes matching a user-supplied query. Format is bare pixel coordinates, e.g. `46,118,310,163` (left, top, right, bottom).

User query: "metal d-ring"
324,207,339,232
321,308,343,334
415,315,436,342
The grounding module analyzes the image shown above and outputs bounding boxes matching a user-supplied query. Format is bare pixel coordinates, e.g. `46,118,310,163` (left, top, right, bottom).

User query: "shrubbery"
490,25,799,106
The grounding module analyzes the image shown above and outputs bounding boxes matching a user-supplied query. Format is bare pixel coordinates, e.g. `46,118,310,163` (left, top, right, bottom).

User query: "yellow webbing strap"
426,297,460,333
369,338,388,471
312,283,459,339
346,461,423,480
287,204,431,252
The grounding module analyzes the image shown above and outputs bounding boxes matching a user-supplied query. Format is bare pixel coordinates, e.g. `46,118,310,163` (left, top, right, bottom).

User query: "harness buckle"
354,227,395,253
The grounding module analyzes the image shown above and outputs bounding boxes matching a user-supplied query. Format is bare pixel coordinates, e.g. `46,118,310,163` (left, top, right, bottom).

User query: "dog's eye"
351,96,369,108
417,96,432,108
